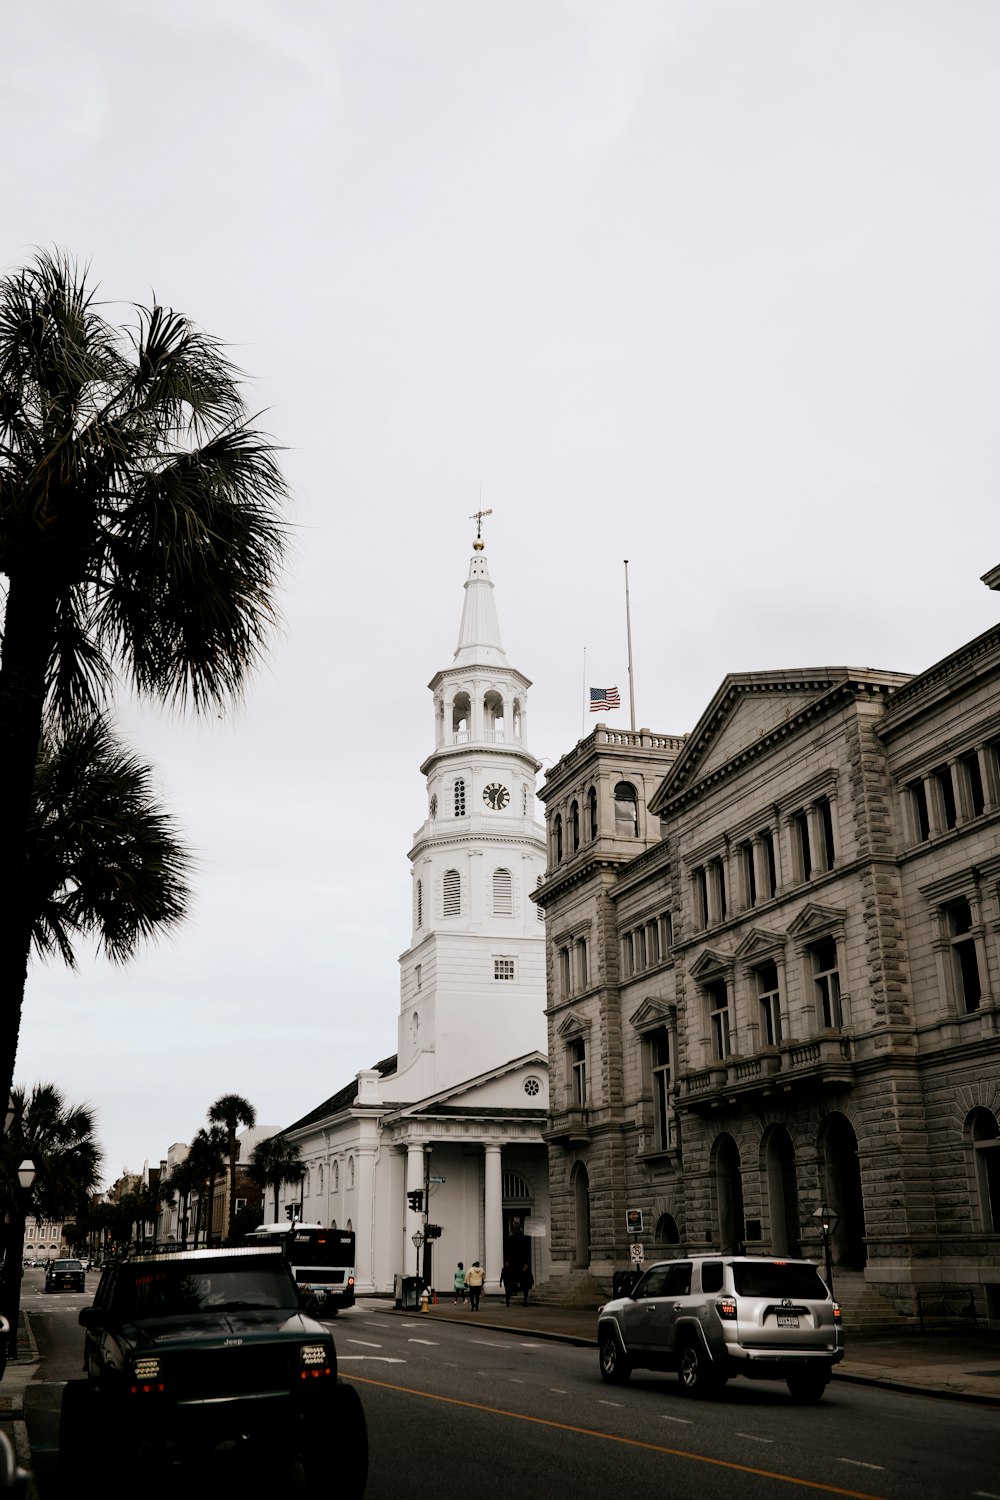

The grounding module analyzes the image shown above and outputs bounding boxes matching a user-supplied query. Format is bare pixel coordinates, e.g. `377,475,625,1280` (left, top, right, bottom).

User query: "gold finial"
469,505,492,550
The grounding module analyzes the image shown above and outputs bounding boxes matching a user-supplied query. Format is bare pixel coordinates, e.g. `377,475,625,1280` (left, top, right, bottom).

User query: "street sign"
626,1208,643,1235
429,1175,446,1183
629,1242,644,1264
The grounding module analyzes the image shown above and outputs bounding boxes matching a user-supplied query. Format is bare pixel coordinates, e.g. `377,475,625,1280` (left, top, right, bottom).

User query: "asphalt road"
19,1276,1000,1500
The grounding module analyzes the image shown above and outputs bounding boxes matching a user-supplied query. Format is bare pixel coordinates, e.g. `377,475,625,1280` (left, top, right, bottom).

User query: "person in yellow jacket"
465,1260,485,1311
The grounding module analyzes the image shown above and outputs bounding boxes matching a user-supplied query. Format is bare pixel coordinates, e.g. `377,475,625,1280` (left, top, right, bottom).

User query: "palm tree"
0,1083,101,1352
27,713,190,968
160,1154,201,1249
0,249,287,1106
186,1127,227,1248
247,1134,303,1226
208,1093,256,1244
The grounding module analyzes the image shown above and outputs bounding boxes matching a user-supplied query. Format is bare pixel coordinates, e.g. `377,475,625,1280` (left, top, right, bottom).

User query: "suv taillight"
716,1297,737,1320
832,1302,842,1324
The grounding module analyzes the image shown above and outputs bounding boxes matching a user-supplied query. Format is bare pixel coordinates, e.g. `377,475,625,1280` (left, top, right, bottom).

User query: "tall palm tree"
0,249,287,1105
247,1134,304,1226
160,1154,201,1249
208,1093,256,1244
28,713,190,967
0,1083,101,1352
186,1127,227,1248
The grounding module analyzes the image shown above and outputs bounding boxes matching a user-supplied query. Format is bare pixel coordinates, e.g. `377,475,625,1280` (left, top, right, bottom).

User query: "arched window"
493,868,513,915
414,878,423,929
970,1109,1000,1232
588,785,598,840
554,813,564,862
570,800,580,852
348,1157,355,1189
454,779,466,817
318,1164,324,1194
452,692,471,742
484,690,505,742
333,1161,339,1191
654,1212,680,1246
614,782,639,837
443,869,461,917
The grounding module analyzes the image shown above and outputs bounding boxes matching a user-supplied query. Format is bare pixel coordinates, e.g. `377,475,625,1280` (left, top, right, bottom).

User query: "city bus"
247,1223,356,1313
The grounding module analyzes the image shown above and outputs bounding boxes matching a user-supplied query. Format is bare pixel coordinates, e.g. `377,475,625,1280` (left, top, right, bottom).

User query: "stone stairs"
829,1269,908,1335
527,1269,610,1309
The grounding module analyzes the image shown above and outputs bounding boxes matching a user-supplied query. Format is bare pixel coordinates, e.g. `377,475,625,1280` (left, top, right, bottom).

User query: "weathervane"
469,503,493,551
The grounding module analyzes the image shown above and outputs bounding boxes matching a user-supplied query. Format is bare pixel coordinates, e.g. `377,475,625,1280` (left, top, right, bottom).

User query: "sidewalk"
0,1317,39,1496
359,1295,1000,1406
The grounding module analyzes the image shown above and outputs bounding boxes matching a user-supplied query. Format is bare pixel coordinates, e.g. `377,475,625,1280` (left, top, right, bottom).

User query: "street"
16,1273,1000,1500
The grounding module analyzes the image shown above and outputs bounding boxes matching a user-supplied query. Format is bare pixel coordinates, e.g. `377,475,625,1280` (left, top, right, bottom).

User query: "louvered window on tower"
415,878,423,928
454,778,466,816
443,869,461,917
493,868,513,915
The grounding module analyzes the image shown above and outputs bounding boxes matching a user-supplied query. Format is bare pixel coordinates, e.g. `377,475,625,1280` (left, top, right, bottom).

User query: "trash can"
401,1276,423,1310
612,1268,641,1300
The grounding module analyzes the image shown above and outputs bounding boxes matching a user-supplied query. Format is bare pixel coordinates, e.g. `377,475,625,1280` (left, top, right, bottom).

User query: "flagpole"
582,647,587,739
624,559,636,732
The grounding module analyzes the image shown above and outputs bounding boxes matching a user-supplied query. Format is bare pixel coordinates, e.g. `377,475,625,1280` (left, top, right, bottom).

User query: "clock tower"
396,527,548,1095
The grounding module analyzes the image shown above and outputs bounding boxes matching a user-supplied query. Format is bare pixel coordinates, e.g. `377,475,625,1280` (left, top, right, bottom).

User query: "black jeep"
59,1245,367,1490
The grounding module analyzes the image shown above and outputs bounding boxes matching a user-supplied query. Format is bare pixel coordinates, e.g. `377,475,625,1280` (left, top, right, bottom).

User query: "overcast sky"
4,1,999,1188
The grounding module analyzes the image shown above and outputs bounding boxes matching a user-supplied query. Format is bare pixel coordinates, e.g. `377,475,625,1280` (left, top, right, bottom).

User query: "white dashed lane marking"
346,1339,383,1347
836,1459,884,1472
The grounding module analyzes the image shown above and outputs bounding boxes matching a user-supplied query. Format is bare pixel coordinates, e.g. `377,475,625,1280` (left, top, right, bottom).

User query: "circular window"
524,1077,541,1097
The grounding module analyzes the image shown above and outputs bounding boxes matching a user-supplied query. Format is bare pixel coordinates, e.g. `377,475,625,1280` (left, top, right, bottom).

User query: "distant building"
22,1218,66,1260
282,532,551,1293
536,566,1000,1327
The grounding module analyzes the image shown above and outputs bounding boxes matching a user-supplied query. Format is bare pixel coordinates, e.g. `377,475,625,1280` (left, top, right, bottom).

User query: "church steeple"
453,547,508,669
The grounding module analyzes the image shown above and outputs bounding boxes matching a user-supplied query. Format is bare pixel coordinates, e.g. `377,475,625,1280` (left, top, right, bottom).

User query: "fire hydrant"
420,1287,430,1314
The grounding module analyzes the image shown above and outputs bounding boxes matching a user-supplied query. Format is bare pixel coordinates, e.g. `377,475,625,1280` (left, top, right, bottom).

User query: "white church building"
280,531,551,1294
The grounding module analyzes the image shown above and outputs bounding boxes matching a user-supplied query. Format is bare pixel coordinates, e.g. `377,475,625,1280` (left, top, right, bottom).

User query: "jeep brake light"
716,1297,737,1321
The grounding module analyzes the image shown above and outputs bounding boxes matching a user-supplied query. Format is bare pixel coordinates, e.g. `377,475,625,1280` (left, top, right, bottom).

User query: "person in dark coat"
519,1263,534,1306
499,1261,515,1306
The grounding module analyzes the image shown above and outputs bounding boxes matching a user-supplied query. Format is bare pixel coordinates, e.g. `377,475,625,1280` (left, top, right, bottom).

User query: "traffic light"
285,1204,296,1220
424,1224,442,1240
406,1190,424,1212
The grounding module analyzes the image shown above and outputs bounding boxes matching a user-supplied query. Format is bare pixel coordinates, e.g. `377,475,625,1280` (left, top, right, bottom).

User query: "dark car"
59,1245,367,1490
44,1259,85,1294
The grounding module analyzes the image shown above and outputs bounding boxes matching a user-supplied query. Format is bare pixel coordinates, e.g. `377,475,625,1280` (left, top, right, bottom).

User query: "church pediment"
628,997,675,1033
733,927,786,963
687,947,734,982
651,671,849,807
786,903,848,939
389,1051,548,1119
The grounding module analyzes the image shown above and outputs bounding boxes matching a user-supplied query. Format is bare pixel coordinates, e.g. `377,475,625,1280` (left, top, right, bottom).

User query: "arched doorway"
762,1125,800,1256
502,1171,533,1272
653,1213,680,1255
819,1113,866,1269
571,1163,591,1268
713,1134,745,1251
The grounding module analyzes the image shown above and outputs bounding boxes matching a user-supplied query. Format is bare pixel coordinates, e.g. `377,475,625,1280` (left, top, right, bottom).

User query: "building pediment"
556,1012,591,1041
387,1051,548,1121
786,903,847,940
734,927,786,963
687,947,734,982
628,997,675,1033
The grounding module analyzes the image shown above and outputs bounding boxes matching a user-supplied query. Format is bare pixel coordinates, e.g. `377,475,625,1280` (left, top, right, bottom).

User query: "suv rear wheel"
302,1380,368,1496
786,1368,830,1403
677,1337,722,1398
598,1330,632,1385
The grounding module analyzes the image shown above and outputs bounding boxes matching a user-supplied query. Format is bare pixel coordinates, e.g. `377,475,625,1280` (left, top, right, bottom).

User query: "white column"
403,1142,425,1279
484,1143,504,1293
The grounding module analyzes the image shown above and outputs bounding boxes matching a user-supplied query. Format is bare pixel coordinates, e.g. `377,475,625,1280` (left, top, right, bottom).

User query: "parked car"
597,1254,844,1402
44,1259,86,1294
60,1245,368,1489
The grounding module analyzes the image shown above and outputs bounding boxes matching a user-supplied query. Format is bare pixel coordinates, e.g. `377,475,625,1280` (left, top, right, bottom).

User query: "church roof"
452,545,508,668
283,1054,398,1133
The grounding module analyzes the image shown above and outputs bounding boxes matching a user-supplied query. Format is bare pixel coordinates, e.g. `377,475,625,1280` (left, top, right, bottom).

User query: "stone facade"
536,586,1000,1327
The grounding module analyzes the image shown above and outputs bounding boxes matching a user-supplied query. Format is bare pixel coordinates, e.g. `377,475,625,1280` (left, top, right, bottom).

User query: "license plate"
776,1314,799,1328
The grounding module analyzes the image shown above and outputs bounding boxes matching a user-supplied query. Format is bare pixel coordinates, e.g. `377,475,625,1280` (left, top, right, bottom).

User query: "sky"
3,0,1000,1189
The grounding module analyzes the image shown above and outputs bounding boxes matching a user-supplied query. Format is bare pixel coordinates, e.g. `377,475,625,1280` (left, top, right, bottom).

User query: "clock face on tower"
483,782,510,811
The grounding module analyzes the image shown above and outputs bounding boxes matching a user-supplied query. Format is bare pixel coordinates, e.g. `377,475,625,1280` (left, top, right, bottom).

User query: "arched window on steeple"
614,781,639,837
570,800,580,852
493,868,513,915
483,690,505,743
454,779,466,817
512,699,522,741
452,692,471,744
443,869,462,917
415,879,423,929
588,785,598,840
554,813,564,863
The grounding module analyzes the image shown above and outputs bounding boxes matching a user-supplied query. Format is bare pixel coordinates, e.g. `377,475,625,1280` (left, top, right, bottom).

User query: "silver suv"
598,1255,843,1402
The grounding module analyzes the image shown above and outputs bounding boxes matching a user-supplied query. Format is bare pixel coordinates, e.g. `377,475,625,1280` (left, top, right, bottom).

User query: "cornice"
877,622,1000,733
420,744,542,777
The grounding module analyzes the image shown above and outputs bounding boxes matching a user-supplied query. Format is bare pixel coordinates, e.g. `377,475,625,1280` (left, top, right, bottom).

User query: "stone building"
535,569,1000,1326
280,532,551,1294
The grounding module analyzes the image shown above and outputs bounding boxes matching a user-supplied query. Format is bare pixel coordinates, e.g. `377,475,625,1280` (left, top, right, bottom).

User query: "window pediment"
786,903,847,941
557,1011,591,1041
734,927,786,963
629,998,676,1033
688,947,733,982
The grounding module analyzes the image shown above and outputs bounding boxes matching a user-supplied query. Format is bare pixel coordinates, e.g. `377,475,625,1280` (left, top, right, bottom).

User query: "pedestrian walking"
453,1262,466,1304
499,1261,514,1306
519,1263,534,1307
465,1260,485,1311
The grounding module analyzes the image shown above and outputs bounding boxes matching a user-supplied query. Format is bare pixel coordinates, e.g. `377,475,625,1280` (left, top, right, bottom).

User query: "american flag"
590,686,621,712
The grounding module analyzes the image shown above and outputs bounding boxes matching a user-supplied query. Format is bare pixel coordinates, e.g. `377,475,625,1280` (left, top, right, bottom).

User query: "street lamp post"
811,1203,839,1295
411,1230,424,1279
6,1160,36,1359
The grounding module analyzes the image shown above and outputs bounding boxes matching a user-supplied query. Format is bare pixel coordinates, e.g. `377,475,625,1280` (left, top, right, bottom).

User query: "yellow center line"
347,1375,887,1500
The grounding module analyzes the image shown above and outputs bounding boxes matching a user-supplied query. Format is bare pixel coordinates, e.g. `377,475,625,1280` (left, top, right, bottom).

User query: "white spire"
453,542,508,667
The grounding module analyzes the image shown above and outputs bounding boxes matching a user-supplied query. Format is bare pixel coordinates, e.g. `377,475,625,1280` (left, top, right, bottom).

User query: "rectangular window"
442,869,461,917
933,764,957,830
740,841,756,908
817,796,836,870
946,898,982,1013
635,926,647,970
570,1039,587,1105
646,921,659,966
494,958,516,982
658,912,673,955
756,960,782,1047
559,946,571,996
708,980,731,1060
622,932,634,979
791,810,811,881
693,868,708,930
909,779,930,841
959,752,985,819
811,937,842,1028
760,830,777,898
649,1027,671,1151
415,963,422,990
577,937,589,990
709,857,727,920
